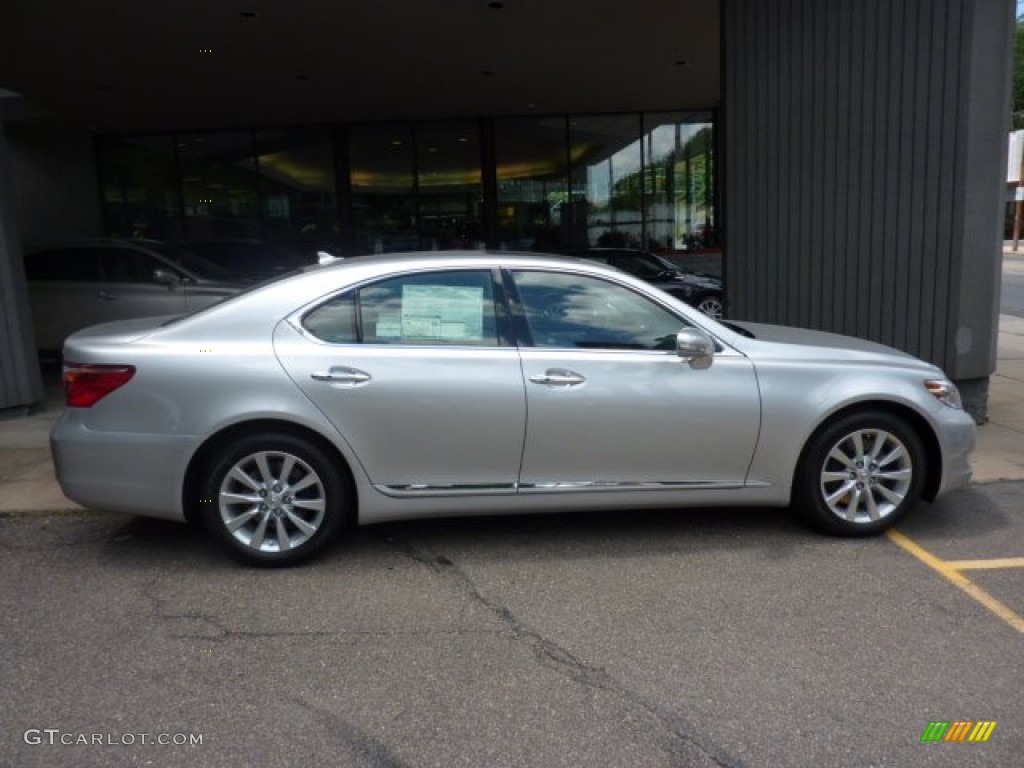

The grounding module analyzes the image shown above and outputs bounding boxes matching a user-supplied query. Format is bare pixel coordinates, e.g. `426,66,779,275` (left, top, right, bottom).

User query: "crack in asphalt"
132,578,412,766
141,581,502,644
381,533,745,768
284,695,412,768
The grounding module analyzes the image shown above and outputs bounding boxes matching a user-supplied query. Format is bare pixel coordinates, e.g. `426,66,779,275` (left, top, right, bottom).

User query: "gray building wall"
723,0,1014,418
0,121,99,411
5,122,101,242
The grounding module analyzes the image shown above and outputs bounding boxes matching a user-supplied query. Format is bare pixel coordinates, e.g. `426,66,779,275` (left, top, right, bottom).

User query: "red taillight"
63,363,136,407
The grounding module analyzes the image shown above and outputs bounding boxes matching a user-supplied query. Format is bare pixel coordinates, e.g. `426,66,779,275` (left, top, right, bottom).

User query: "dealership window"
98,135,182,241
178,132,260,240
495,117,571,251
416,121,483,250
252,128,338,255
349,123,418,255
569,115,644,249
642,112,717,252
96,110,717,265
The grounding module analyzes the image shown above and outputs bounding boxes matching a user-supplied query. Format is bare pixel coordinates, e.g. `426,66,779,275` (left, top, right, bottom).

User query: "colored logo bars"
921,721,997,743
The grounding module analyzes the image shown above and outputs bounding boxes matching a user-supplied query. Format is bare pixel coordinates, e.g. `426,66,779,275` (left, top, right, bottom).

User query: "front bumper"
934,408,976,498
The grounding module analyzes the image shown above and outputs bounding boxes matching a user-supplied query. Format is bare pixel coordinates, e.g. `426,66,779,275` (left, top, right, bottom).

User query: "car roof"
216,250,634,308
305,250,594,274
24,237,172,253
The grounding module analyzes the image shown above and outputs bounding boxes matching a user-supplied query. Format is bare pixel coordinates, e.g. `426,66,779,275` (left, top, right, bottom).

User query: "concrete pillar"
0,122,44,413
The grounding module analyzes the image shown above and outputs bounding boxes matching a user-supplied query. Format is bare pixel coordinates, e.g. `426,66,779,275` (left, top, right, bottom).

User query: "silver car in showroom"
51,252,975,566
24,238,242,354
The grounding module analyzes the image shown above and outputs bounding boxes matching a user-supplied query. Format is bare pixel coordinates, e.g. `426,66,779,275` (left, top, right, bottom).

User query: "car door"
95,246,188,322
273,268,527,495
509,268,760,490
23,246,106,351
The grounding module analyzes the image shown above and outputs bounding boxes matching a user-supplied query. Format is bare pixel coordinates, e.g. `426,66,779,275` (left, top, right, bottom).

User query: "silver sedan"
51,252,976,565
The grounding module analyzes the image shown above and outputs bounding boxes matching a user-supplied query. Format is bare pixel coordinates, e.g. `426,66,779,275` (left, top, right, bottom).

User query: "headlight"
924,379,963,409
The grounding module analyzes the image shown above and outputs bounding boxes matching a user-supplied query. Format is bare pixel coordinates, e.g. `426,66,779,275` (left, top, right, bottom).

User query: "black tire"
793,411,926,536
200,432,349,566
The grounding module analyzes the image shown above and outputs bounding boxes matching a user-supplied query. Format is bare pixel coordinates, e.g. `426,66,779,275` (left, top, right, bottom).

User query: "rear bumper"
50,414,194,522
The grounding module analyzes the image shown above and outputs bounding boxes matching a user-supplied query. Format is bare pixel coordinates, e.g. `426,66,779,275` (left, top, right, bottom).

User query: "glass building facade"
97,111,716,261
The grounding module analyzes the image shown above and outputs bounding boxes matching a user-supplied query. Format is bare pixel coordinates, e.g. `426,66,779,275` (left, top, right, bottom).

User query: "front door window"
511,269,685,351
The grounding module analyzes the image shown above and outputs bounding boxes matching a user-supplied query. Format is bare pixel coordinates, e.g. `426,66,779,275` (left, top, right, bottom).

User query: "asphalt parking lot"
1,480,1021,768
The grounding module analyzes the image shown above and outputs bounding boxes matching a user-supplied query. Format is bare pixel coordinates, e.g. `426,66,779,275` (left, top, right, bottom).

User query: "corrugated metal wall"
0,126,43,412
723,0,1012,380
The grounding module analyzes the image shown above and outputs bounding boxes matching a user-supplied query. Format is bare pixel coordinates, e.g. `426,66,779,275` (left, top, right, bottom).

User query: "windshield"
617,252,678,279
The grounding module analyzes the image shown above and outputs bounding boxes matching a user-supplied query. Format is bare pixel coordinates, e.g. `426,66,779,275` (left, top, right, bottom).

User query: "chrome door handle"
528,369,586,387
311,367,371,385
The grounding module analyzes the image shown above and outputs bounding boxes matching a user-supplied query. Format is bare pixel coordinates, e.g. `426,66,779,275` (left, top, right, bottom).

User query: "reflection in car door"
273,269,527,497
509,269,760,491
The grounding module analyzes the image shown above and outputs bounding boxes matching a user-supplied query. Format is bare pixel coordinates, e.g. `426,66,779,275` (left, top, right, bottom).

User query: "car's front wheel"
794,411,926,535
695,293,724,319
200,433,348,566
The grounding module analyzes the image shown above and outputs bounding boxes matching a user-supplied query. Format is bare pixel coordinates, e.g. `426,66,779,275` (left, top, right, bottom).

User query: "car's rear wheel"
200,433,348,566
695,293,724,319
794,411,926,535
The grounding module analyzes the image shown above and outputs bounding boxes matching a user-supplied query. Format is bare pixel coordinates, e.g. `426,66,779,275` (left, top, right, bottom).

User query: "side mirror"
676,327,715,369
153,269,181,291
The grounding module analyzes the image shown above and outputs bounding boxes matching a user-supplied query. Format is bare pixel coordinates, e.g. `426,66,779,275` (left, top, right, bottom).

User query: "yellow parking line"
946,557,1024,571
886,530,1024,634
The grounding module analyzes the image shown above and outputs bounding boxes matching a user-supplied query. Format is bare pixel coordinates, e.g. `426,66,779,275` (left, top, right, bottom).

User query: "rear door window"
302,269,502,346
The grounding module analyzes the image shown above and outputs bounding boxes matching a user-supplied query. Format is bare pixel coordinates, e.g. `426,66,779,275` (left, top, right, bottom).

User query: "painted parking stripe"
945,557,1024,570
886,530,1024,634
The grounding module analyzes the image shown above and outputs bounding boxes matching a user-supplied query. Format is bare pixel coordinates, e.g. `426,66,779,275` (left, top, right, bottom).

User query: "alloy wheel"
217,450,327,554
818,428,913,524
696,295,724,319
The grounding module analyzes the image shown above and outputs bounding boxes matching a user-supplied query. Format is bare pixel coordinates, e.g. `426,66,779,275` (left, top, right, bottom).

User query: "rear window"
24,248,102,281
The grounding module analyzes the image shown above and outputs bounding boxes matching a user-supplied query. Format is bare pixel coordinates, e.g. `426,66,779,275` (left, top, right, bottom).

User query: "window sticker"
401,285,484,340
375,313,403,338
